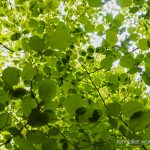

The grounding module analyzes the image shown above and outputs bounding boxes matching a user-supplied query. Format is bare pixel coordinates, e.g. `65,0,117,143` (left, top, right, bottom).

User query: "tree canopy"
0,0,150,149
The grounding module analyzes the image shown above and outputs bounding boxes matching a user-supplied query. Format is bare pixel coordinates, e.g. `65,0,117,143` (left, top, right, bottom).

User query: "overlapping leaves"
1,0,150,149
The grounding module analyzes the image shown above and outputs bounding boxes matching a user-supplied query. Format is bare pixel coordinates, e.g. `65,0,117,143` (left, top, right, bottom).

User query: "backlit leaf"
26,130,46,144
49,22,71,50
0,112,11,129
64,95,87,115
2,67,20,87
100,56,114,70
106,101,121,117
120,55,135,69
137,39,149,50
106,31,118,45
129,111,150,131
87,0,101,7
39,79,57,101
21,65,37,80
116,0,132,7
29,36,45,52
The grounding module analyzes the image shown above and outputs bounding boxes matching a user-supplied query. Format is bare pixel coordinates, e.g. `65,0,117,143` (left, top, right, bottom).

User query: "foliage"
0,0,150,149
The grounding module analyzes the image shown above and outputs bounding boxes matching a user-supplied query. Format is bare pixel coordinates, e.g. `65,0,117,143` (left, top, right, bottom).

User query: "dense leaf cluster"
1,0,150,149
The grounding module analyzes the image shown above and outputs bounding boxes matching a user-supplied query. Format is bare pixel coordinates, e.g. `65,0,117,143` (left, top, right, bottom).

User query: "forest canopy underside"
1,0,150,149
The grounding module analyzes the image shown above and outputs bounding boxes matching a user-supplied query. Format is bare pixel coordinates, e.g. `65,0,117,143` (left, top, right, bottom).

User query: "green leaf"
106,101,121,117
118,73,129,83
100,56,113,70
0,103,5,112
12,88,27,98
27,109,49,127
8,127,21,136
43,64,51,76
48,127,60,136
108,117,118,129
143,126,150,139
96,24,104,33
106,31,118,45
87,0,101,7
129,7,139,13
137,39,149,50
21,65,37,81
119,125,126,136
109,74,119,84
142,72,150,85
87,46,95,54
114,13,124,26
29,36,45,52
2,67,20,87
43,110,57,123
76,107,87,116
26,130,46,144
129,111,150,131
22,38,31,52
0,92,10,104
0,112,11,129
133,0,144,5
122,101,144,118
22,96,37,117
10,32,21,41
88,109,101,122
42,139,58,150
116,0,132,7
39,79,57,101
120,55,135,69
64,95,87,115
49,22,71,50
129,33,139,41
14,136,35,150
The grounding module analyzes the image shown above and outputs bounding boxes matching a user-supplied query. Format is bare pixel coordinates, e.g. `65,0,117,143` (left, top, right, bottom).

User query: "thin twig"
89,68,102,74
81,64,106,108
0,42,14,52
118,116,147,150
118,116,128,127
0,137,12,147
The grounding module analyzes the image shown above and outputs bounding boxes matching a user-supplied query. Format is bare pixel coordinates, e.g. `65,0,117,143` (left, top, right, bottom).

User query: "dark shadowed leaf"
26,130,46,144
42,139,58,150
11,33,21,41
27,109,49,127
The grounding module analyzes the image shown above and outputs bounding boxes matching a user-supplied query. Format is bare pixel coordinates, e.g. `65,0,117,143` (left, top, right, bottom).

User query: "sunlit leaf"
87,0,101,7
49,22,71,50
116,0,132,7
